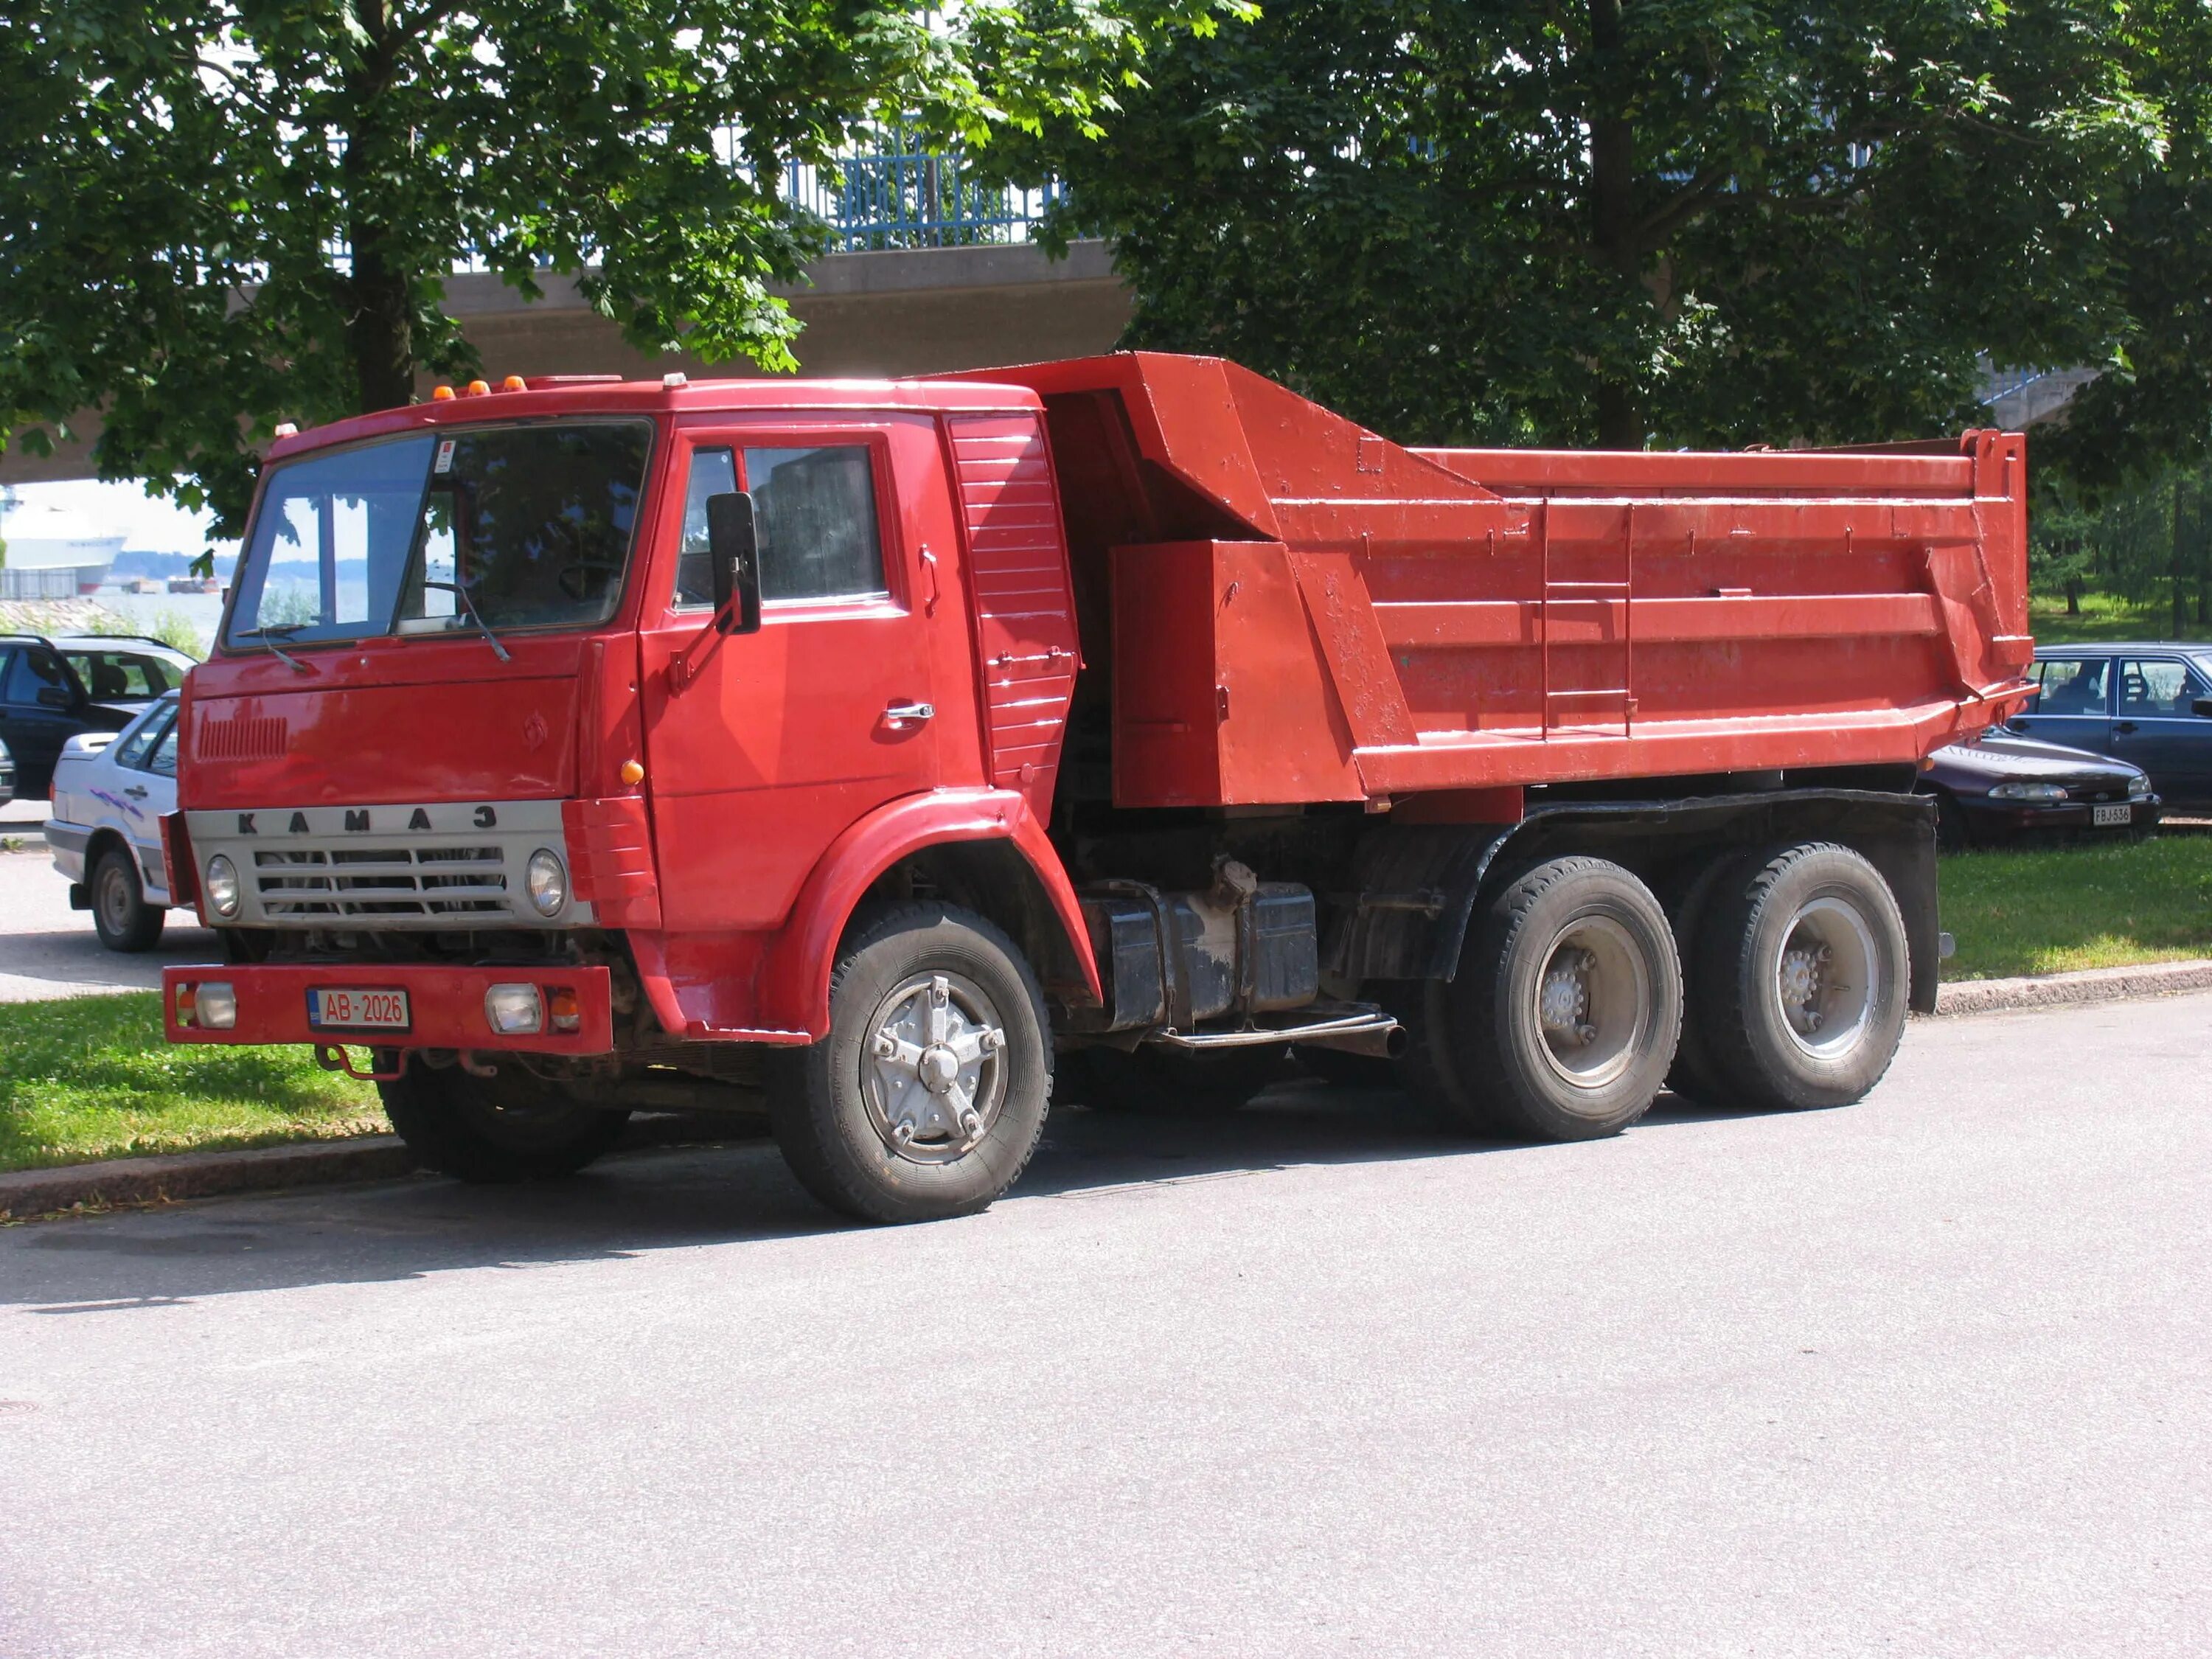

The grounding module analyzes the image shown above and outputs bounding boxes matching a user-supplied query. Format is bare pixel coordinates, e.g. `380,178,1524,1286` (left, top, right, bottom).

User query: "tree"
1015,0,2160,451
2034,1,2212,496
0,0,1247,536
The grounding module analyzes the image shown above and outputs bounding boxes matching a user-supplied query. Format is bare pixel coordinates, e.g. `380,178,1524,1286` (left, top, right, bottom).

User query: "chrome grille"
189,799,585,930
251,844,509,918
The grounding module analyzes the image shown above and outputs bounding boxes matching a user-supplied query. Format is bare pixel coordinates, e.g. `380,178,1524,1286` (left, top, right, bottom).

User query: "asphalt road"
0,838,218,1003
3,995,2208,1658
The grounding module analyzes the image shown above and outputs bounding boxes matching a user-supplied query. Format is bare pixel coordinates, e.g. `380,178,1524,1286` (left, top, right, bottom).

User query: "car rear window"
63,650,175,700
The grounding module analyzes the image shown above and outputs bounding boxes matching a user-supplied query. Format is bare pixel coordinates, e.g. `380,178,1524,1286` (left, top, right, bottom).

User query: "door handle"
124,786,147,799
883,700,934,730
2115,720,2139,734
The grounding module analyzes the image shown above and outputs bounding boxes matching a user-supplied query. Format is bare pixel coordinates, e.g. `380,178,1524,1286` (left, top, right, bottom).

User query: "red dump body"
966,353,2032,810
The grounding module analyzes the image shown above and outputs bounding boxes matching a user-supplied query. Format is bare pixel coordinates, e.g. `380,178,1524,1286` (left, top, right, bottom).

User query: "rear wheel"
1661,850,1756,1105
768,903,1051,1224
379,1060,631,1183
90,845,164,953
1440,858,1682,1141
1691,842,1909,1113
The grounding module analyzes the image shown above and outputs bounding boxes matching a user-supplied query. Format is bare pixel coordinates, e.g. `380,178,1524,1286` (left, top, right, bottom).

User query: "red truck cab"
166,355,2031,1222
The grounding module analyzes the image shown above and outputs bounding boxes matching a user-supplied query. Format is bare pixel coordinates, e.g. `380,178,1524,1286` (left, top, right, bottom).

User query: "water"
89,591,230,658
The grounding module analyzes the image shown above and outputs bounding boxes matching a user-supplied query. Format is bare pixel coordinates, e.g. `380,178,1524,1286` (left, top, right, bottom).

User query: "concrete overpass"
0,240,1131,487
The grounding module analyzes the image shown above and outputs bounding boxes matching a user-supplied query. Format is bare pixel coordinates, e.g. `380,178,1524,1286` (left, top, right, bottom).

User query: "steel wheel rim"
861,971,1007,1164
1531,914,1649,1092
97,861,133,931
1773,896,1879,1060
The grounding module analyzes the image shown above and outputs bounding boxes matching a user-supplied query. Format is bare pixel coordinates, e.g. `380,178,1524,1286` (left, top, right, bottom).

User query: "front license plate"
2093,803,2132,827
307,987,411,1031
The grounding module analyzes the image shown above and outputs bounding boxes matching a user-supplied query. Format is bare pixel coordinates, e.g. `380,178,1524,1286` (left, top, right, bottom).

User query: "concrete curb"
0,1113,766,1221
1933,958,2212,1017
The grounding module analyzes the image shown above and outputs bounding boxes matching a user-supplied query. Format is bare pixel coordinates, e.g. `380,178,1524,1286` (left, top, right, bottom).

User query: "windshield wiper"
232,625,313,675
420,580,512,664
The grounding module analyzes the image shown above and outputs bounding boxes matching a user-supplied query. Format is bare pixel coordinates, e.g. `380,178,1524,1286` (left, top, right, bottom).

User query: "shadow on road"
0,1081,1750,1312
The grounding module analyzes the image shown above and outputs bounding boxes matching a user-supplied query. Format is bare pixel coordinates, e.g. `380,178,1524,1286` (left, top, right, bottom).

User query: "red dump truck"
161,352,2033,1221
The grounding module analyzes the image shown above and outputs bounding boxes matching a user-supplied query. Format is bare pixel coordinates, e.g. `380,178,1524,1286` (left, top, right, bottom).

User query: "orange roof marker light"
431,385,456,401
501,375,526,392
465,379,490,397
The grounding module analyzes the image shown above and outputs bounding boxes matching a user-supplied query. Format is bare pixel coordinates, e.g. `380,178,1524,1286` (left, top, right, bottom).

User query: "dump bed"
959,353,2034,810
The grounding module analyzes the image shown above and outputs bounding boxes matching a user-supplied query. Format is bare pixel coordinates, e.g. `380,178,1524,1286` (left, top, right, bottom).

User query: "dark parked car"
2011,644,2212,810
0,635,143,799
1919,728,2160,849
0,735,15,807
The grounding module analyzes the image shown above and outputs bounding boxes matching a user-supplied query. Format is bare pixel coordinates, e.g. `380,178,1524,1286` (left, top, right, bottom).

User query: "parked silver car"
44,691,182,950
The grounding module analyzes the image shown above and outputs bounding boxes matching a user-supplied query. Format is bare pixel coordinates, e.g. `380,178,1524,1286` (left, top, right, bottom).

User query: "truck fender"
755,787,1102,1038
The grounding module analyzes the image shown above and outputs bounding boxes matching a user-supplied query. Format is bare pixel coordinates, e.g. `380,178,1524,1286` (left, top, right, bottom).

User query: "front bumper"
1960,796,2163,836
161,962,616,1054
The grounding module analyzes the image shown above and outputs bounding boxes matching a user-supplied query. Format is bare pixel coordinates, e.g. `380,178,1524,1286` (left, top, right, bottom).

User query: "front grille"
2059,781,2122,802
252,845,510,919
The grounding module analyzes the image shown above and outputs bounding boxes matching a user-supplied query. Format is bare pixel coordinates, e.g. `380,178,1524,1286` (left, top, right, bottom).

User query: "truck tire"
1692,842,1909,1113
768,902,1051,1224
1662,849,1757,1106
90,845,164,953
378,1060,631,1183
1441,858,1683,1141
1062,1043,1296,1114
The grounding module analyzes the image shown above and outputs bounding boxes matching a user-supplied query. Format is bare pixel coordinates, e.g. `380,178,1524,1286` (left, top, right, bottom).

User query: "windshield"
225,422,653,650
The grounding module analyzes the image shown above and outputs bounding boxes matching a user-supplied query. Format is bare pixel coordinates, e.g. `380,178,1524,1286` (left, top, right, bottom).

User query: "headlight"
1989,781,2067,801
525,849,568,917
204,854,241,917
178,981,237,1029
484,983,543,1035
2129,773,2152,798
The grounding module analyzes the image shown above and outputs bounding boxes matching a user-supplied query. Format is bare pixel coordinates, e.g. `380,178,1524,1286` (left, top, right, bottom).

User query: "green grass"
0,993,385,1175
1939,834,2212,979
2029,591,2212,645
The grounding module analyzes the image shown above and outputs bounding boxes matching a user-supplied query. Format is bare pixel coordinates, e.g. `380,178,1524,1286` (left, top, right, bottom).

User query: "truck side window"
673,447,740,609
748,445,886,602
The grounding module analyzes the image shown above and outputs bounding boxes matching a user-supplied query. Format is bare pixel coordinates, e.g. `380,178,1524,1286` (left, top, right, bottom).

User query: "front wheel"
91,846,164,953
378,1060,631,1182
1440,857,1683,1141
768,903,1051,1224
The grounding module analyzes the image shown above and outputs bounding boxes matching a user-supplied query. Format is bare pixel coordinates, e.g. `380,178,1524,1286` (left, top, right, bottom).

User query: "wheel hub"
1531,919,1649,1091
1774,898,1879,1057
863,973,1007,1164
1538,950,1595,1043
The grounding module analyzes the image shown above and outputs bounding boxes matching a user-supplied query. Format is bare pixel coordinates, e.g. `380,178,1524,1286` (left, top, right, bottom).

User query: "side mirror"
38,686,76,710
706,491,762,636
2194,698,2212,718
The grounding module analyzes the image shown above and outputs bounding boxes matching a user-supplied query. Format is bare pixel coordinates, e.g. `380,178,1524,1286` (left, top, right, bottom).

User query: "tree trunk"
2172,475,2190,636
2197,471,2211,627
1587,0,1643,449
342,0,414,413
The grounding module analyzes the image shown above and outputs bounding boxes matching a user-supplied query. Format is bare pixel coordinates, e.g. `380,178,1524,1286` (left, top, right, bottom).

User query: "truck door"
2112,655,2212,808
2011,654,2113,756
638,424,942,931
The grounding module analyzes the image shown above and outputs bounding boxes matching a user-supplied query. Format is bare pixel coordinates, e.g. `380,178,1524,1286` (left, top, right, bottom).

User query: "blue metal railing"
747,128,1068,252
